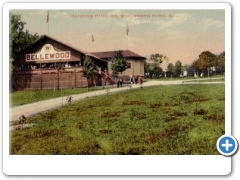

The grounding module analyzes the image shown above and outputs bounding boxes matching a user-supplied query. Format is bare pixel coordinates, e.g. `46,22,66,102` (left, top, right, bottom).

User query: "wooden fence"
11,68,102,91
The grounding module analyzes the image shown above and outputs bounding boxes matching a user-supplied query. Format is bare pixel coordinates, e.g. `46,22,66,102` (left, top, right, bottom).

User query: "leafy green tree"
152,63,163,77
83,56,96,91
174,60,183,77
187,62,197,76
111,50,129,74
144,61,149,72
9,58,14,80
144,61,150,77
144,61,163,78
198,51,217,77
10,13,39,66
150,53,163,64
167,63,174,78
217,51,225,74
145,53,167,78
148,63,163,78
150,53,169,65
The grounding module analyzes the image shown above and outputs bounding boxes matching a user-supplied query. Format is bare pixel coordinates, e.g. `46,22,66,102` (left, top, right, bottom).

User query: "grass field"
10,87,106,107
10,84,225,155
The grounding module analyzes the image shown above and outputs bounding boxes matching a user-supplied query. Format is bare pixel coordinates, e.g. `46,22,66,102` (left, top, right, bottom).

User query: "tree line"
190,51,225,77
144,51,225,78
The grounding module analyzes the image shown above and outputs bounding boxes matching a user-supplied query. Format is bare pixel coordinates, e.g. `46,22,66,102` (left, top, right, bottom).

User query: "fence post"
57,70,60,90
75,67,76,88
41,68,42,90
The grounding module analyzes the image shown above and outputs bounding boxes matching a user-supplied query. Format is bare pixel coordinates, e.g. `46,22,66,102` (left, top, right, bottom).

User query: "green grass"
184,78,225,83
10,87,106,107
10,84,225,155
145,75,225,81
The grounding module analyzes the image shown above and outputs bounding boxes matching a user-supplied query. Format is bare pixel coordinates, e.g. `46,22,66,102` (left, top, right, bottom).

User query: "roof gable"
25,34,87,55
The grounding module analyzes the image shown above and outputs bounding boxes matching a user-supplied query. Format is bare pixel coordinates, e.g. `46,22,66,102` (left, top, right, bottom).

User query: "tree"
174,60,183,77
191,51,218,77
217,51,225,74
182,64,189,72
150,53,169,65
144,61,150,77
10,13,39,67
111,50,129,74
83,56,96,91
9,58,14,80
149,63,163,78
198,51,217,77
167,63,174,78
151,64,163,77
145,53,167,78
192,58,203,76
150,53,163,64
187,62,196,76
144,61,163,78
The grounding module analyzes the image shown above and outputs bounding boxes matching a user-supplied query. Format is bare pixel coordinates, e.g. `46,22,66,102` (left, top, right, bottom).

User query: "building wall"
24,38,83,65
124,60,144,77
108,59,144,77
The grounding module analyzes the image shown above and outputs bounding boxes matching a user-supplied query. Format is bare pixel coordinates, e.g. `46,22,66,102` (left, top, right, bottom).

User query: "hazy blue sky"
11,9,225,69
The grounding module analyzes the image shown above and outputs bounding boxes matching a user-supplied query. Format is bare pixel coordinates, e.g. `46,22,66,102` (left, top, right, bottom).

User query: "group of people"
130,75,143,85
116,75,143,88
130,75,138,84
117,78,123,88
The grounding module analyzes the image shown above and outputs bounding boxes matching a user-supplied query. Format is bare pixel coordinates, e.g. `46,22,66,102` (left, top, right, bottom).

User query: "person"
139,76,143,88
117,78,120,88
130,75,133,85
67,96,73,104
119,78,123,87
19,114,26,124
134,75,138,84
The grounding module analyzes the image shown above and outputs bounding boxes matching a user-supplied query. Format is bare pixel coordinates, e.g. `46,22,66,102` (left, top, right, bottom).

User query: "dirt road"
9,79,224,123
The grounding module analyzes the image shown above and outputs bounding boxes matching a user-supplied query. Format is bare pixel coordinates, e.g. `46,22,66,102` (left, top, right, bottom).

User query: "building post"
75,67,76,88
57,69,60,90
40,68,43,90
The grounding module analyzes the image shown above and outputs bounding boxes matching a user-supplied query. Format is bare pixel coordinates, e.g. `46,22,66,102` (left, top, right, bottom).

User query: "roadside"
9,79,225,130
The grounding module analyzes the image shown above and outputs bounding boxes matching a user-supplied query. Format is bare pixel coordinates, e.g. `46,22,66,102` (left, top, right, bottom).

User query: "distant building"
183,70,188,77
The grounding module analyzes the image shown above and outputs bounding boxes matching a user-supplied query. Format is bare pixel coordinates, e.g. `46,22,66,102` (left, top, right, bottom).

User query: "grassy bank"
184,78,225,83
10,84,225,155
10,87,106,107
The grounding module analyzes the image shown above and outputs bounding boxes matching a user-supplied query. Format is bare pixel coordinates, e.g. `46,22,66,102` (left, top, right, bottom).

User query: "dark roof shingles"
91,50,146,60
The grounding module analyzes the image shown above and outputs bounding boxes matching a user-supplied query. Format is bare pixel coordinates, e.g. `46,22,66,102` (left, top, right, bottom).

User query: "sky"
11,9,225,69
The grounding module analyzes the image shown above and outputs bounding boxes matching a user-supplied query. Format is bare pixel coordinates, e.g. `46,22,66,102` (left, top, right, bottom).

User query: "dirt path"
9,79,224,128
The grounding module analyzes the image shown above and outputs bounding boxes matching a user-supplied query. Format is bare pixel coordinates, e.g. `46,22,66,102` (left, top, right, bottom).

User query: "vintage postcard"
3,2,232,175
